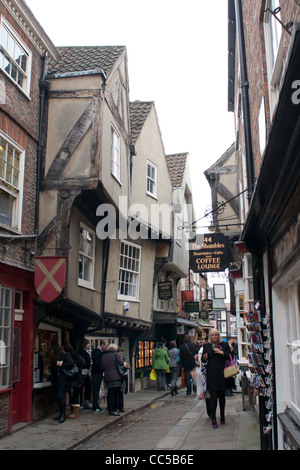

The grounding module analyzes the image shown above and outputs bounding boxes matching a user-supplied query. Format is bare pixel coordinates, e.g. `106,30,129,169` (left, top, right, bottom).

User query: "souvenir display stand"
246,301,274,449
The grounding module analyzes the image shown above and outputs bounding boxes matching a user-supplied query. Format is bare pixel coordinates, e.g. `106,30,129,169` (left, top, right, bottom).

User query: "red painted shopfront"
0,263,34,434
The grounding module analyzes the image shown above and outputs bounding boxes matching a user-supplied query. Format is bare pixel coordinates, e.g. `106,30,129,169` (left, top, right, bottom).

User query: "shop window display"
34,326,60,386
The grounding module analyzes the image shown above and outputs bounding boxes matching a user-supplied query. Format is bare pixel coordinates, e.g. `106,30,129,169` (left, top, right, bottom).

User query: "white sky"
25,0,235,227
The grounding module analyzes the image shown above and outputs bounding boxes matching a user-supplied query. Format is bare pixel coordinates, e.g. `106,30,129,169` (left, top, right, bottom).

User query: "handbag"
224,355,239,379
115,353,128,377
62,364,79,378
150,369,157,381
190,367,197,380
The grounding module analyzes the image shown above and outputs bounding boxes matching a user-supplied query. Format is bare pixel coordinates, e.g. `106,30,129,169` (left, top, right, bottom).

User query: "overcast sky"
25,0,235,228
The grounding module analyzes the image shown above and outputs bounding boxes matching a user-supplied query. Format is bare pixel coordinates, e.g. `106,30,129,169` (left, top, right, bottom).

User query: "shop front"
242,25,300,450
32,298,102,420
0,263,35,436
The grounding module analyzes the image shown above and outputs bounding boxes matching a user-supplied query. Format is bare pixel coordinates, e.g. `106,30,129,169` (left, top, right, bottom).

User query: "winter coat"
101,350,124,383
168,347,180,368
202,341,231,392
57,353,82,392
152,347,170,370
179,341,197,369
79,349,91,370
91,347,105,375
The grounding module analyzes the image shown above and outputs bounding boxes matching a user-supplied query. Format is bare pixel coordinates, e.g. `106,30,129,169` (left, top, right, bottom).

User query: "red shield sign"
34,257,67,303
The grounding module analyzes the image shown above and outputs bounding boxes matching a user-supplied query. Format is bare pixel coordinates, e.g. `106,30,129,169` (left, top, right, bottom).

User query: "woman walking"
152,341,170,391
168,340,181,396
202,329,231,428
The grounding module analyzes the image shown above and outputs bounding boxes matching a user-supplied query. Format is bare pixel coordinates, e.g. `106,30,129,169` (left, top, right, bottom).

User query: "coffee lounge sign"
189,233,228,273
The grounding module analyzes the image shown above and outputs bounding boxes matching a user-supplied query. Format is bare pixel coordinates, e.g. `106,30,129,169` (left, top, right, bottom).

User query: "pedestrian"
197,339,210,417
101,343,128,416
64,342,85,419
117,347,128,412
79,338,92,409
51,344,66,423
55,343,83,423
152,341,170,391
91,339,108,413
161,338,171,388
179,334,197,395
225,339,237,396
202,328,231,428
168,340,181,396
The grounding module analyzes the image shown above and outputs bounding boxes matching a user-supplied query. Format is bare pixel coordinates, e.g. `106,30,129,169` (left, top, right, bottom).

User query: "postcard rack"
246,301,273,435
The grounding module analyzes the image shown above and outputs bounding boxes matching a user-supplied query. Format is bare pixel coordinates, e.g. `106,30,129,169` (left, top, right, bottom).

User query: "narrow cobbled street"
0,388,259,451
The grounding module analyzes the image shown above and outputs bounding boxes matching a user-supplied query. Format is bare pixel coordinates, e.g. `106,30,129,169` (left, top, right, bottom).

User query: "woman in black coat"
202,329,231,428
101,343,128,416
56,343,84,421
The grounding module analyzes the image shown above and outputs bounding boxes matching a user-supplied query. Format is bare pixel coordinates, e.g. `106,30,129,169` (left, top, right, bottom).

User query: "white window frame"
117,240,141,301
111,125,121,182
0,132,24,231
285,282,300,415
78,222,95,289
0,285,13,390
146,160,157,198
0,18,32,96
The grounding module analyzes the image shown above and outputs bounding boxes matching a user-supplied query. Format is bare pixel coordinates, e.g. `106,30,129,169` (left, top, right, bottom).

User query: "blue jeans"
185,368,197,395
155,369,166,390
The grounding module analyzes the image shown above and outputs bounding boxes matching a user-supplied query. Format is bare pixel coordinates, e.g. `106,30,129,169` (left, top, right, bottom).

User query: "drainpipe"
35,51,50,234
234,0,255,201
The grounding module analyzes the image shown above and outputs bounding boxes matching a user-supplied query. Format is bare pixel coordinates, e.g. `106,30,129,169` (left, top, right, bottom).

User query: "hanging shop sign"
184,301,200,313
181,290,193,308
189,233,228,272
199,311,210,321
158,281,173,300
34,256,67,303
201,299,213,312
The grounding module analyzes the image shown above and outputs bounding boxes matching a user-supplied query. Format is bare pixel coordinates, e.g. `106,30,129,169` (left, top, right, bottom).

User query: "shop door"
11,326,21,425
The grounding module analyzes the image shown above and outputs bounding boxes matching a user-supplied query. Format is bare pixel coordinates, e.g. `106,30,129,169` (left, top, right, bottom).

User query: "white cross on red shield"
34,257,67,303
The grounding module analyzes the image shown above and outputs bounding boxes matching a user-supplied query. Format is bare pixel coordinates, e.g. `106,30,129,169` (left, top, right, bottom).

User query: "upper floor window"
0,133,24,230
78,223,95,289
111,125,121,181
263,0,284,116
146,160,157,198
0,19,31,95
118,240,141,300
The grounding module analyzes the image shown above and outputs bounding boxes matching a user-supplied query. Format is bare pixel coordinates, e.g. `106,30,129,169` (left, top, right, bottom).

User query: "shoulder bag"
62,364,79,378
224,355,239,379
115,353,128,377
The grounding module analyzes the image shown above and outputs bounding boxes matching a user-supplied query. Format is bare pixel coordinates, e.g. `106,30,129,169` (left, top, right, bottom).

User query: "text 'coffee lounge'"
189,234,228,272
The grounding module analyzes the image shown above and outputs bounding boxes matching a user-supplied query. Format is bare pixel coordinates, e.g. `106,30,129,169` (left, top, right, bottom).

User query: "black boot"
169,386,174,396
58,404,66,423
53,402,63,421
174,386,179,395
